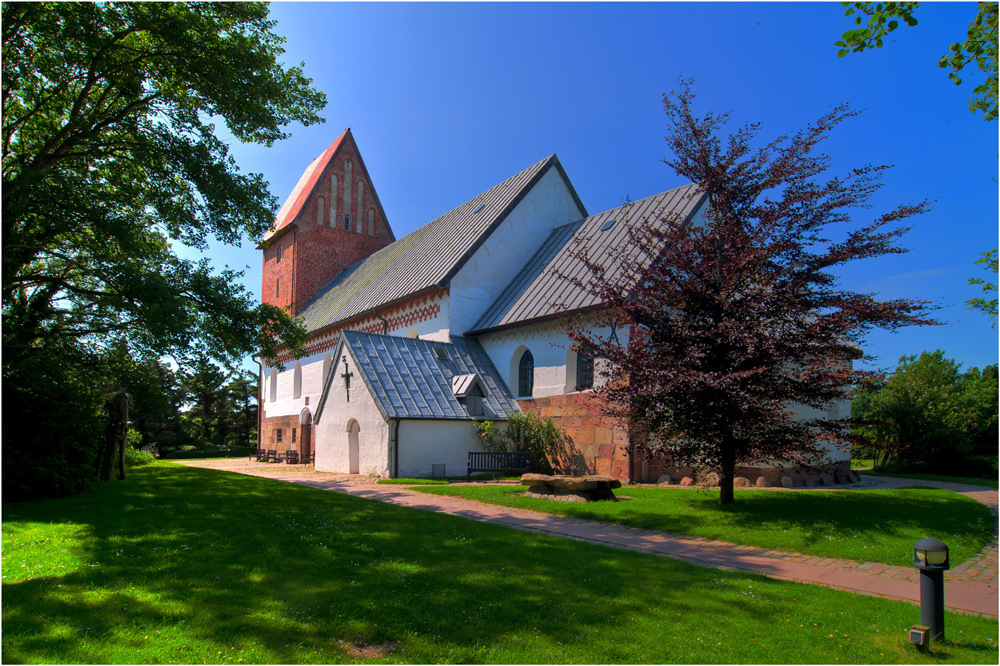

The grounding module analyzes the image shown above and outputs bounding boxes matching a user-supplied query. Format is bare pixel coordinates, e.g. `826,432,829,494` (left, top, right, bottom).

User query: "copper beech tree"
561,81,937,504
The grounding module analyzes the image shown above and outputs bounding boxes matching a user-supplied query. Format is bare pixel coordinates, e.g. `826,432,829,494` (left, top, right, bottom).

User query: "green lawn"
2,464,997,664
413,484,995,567
863,471,999,490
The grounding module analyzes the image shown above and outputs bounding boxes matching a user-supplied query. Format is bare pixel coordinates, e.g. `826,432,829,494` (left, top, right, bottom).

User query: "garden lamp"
911,537,949,643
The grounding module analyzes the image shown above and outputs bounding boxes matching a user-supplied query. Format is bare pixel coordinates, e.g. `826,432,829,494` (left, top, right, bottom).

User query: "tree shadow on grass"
2,465,995,664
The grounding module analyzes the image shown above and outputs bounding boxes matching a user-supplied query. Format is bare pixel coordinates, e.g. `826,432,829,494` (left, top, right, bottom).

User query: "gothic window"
269,368,277,402
344,160,353,226
330,174,338,225
368,209,376,235
316,196,325,225
276,244,283,262
576,353,595,391
356,181,365,232
275,278,280,298
293,361,302,399
518,349,534,397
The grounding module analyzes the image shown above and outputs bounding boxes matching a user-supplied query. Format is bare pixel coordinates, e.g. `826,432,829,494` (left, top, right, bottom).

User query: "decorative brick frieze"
271,287,448,365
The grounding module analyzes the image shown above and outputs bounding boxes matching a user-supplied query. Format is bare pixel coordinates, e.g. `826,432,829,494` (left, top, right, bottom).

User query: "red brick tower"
260,128,395,315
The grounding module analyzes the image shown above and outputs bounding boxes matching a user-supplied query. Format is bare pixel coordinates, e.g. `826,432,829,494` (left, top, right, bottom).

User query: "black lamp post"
912,537,949,643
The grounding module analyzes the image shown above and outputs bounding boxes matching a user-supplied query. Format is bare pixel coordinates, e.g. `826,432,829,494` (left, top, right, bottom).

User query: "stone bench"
520,473,621,502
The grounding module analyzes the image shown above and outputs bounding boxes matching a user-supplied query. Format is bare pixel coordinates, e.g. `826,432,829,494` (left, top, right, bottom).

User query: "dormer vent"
600,218,617,231
472,203,485,214
433,346,449,361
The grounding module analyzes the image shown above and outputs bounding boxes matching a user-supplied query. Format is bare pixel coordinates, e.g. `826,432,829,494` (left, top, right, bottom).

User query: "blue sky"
189,2,997,374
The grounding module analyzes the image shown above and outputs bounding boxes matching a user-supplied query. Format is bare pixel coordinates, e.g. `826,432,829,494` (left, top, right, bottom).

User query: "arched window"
356,182,365,232
576,353,594,391
269,368,277,402
518,349,534,397
368,208,376,235
330,174,338,225
292,361,302,399
316,196,325,226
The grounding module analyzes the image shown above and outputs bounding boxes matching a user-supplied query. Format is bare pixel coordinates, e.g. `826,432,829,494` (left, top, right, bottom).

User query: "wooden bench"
285,450,299,464
467,451,531,481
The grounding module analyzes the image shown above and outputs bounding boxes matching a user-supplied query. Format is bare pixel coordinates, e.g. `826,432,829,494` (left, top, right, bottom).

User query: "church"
257,129,851,483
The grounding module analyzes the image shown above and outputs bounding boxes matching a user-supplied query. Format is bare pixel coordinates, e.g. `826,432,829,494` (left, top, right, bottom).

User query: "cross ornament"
341,355,354,402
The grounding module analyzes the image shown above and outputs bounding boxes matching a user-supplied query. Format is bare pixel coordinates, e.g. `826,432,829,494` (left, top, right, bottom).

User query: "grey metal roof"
468,184,706,334
297,154,586,333
317,331,519,422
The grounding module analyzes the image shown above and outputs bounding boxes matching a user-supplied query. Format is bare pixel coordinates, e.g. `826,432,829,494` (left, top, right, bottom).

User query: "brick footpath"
175,460,998,617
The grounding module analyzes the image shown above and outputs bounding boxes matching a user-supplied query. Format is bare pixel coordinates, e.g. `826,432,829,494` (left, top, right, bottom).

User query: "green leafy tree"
836,2,998,121
2,3,322,499
852,350,998,473
967,248,998,326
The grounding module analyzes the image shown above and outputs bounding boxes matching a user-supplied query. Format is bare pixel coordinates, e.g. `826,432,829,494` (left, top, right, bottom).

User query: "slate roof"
297,154,586,333
316,331,519,422
468,183,706,334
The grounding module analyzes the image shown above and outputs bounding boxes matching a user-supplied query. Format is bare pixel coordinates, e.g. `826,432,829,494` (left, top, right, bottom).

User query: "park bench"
255,448,267,462
266,449,279,463
467,451,531,481
285,450,299,464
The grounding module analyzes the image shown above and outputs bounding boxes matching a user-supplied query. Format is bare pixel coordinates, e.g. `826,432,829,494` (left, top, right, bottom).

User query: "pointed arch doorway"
346,420,361,474
299,409,313,464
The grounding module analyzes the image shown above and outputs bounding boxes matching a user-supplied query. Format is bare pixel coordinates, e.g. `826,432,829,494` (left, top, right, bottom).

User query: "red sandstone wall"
518,392,851,486
262,414,302,454
517,393,631,482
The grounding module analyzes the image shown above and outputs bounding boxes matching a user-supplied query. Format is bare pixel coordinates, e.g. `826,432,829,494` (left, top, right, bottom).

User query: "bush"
124,446,157,468
472,411,570,474
2,346,105,501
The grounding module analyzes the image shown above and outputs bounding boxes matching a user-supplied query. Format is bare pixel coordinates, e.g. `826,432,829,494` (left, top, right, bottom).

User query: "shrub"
124,446,157,468
472,411,570,474
853,350,998,472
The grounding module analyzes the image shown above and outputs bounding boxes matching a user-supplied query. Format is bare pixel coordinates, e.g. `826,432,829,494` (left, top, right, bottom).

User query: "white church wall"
314,358,389,476
396,419,489,478
449,167,586,336
263,348,336,420
478,322,573,399
477,317,617,400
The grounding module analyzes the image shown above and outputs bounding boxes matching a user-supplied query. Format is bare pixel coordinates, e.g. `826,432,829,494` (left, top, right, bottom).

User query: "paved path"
176,459,998,617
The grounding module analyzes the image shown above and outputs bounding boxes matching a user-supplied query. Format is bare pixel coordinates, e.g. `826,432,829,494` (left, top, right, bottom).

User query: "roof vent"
472,203,485,214
600,219,617,231
433,346,449,361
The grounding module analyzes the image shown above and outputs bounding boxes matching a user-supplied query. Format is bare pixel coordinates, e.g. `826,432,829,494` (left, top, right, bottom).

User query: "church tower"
260,128,395,315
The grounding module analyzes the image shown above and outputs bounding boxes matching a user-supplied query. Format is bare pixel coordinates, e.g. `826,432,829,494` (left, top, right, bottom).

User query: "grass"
413,484,995,567
863,471,999,490
376,477,449,485
851,458,875,469
3,463,997,664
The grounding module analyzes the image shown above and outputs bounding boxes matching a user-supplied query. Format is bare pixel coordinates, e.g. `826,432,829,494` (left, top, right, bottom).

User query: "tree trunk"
116,396,128,481
719,440,736,505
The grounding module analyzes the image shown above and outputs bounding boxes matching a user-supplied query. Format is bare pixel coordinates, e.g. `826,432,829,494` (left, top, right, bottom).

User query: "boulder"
680,476,695,487
848,471,860,483
704,472,720,486
755,476,770,487
733,477,751,487
804,479,816,488
780,475,794,488
836,472,851,485
656,474,672,486
820,474,835,486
